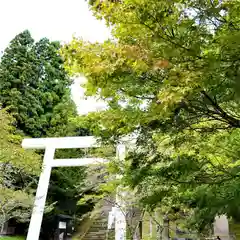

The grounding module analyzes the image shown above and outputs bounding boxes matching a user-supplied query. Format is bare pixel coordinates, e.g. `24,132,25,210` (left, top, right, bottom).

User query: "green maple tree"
62,0,240,232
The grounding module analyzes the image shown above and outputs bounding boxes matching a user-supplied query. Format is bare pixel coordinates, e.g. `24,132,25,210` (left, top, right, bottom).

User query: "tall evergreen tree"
0,30,73,137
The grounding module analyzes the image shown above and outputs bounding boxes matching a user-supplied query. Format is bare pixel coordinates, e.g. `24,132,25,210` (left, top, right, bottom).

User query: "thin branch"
104,197,134,237
120,88,155,100
201,91,240,127
140,11,203,60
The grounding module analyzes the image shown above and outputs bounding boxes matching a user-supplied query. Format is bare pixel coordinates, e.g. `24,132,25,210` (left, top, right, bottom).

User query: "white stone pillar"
26,147,55,240
115,144,127,240
214,215,229,240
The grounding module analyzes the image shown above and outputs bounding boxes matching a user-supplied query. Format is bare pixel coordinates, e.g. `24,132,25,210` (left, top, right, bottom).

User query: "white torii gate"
22,136,126,240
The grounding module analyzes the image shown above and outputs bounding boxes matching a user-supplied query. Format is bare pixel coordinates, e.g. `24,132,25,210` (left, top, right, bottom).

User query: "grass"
0,236,25,240
229,221,240,240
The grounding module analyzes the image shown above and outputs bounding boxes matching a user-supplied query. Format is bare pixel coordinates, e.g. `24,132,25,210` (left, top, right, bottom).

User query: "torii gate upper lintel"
22,136,126,240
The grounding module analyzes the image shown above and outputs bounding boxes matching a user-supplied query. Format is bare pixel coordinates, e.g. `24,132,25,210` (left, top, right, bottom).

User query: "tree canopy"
0,109,40,178
62,0,240,232
0,109,40,230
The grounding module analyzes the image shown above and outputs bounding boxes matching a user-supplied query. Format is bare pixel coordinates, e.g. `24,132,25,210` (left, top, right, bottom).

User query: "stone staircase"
81,199,114,240
76,198,142,240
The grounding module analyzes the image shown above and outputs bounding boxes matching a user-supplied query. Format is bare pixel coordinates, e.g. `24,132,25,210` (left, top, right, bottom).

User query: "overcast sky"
0,0,110,114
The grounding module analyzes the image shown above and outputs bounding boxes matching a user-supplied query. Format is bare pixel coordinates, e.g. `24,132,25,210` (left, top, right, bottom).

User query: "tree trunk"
0,219,6,234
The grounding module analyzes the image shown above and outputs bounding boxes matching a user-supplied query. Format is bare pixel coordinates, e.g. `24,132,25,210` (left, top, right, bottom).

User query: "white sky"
0,0,110,114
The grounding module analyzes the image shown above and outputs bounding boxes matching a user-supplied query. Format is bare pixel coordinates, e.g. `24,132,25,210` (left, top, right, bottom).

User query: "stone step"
81,198,114,240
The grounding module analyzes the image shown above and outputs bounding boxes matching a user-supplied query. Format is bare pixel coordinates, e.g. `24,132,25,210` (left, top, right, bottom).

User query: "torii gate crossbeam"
22,136,126,240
